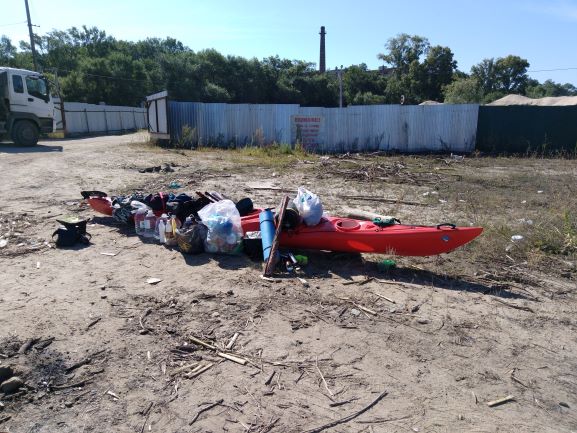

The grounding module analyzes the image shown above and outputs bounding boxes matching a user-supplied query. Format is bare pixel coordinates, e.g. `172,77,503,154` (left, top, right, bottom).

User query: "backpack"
52,218,92,247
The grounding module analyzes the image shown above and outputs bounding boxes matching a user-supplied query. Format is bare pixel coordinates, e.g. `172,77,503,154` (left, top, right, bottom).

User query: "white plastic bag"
198,199,243,253
293,187,323,226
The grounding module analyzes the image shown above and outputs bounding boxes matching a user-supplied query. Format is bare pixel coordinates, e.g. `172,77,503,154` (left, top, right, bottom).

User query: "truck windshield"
25,75,49,101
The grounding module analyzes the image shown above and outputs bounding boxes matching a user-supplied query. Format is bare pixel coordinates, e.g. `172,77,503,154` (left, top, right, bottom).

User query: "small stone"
0,376,24,394
350,308,361,317
211,312,220,318
416,318,430,325
458,414,464,420
559,402,570,408
0,366,14,382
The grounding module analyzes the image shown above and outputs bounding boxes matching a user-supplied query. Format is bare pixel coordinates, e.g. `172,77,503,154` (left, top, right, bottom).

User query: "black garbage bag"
176,223,208,254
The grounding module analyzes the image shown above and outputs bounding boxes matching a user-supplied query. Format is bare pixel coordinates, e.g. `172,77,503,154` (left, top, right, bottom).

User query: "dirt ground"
0,134,576,433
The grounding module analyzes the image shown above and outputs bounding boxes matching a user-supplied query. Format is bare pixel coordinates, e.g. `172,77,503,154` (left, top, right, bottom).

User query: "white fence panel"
53,101,146,135
164,100,479,153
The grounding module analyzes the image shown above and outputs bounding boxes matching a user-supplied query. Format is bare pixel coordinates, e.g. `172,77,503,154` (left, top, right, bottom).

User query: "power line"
0,20,27,28
528,67,577,73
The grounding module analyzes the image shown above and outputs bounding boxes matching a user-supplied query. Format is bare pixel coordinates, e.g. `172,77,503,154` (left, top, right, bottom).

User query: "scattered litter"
511,235,524,242
537,190,543,194
297,277,310,287
294,255,308,266
438,199,447,203
168,181,182,189
100,252,118,257
487,395,515,407
36,261,40,269
106,390,120,400
0,239,7,248
378,259,396,272
350,308,361,317
225,332,240,350
146,278,162,285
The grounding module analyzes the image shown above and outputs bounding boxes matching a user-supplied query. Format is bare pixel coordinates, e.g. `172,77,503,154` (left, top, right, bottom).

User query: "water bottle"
131,201,149,236
143,210,157,238
165,215,177,246
155,213,168,243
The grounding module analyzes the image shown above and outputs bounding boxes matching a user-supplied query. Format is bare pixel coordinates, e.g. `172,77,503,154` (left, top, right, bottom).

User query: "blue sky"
2,0,577,85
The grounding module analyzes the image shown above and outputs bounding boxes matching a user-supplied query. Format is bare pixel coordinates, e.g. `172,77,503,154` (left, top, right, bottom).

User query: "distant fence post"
84,108,90,134
103,108,109,133
118,111,123,131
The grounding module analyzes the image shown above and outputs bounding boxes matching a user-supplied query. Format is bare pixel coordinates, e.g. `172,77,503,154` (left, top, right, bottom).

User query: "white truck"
0,67,55,146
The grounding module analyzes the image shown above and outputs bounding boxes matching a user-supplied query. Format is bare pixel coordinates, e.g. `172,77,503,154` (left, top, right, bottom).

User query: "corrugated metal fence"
167,102,479,153
477,106,577,154
54,101,146,135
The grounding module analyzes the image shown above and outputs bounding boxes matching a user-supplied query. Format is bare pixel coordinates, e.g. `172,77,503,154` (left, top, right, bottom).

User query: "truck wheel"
12,120,39,146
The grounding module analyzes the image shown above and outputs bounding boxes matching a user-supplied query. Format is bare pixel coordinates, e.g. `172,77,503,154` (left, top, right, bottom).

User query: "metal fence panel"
53,101,146,135
477,106,577,154
166,101,479,153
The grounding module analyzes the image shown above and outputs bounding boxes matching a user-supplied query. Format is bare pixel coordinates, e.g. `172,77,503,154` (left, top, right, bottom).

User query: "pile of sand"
488,94,577,106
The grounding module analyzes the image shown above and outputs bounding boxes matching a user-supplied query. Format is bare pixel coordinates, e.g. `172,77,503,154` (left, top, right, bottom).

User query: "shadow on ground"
0,143,63,154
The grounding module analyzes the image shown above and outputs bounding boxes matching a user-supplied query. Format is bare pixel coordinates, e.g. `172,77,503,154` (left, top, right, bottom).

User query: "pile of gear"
77,188,324,260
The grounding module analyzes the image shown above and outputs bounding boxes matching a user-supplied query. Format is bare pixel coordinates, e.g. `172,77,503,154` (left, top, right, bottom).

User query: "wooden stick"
217,352,247,365
187,363,214,379
86,317,101,330
336,195,426,207
493,298,535,313
354,303,377,316
329,397,359,407
264,196,290,277
140,403,154,433
225,332,240,350
189,399,224,425
341,207,390,221
315,358,334,398
50,379,92,390
170,362,200,377
373,292,396,304
487,395,515,407
301,391,388,433
264,371,276,386
189,336,217,350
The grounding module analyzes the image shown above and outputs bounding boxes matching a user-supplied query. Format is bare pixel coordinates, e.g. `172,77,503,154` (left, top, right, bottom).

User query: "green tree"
0,35,17,66
471,55,529,99
526,79,577,98
443,76,483,103
378,34,456,103
421,45,457,101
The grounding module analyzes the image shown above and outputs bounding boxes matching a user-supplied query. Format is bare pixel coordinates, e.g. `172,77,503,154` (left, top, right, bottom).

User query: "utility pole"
336,66,343,108
24,0,38,71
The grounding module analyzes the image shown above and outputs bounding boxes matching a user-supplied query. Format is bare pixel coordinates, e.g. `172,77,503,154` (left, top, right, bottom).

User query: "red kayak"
85,194,482,256
241,212,482,256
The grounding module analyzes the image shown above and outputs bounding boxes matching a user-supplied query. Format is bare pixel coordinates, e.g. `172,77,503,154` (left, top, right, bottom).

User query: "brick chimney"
319,26,326,73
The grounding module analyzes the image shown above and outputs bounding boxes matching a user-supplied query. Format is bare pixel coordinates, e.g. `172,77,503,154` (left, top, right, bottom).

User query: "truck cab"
0,67,55,146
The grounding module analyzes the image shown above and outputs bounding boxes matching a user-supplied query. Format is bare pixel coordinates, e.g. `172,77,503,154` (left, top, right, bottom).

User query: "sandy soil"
0,134,576,433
